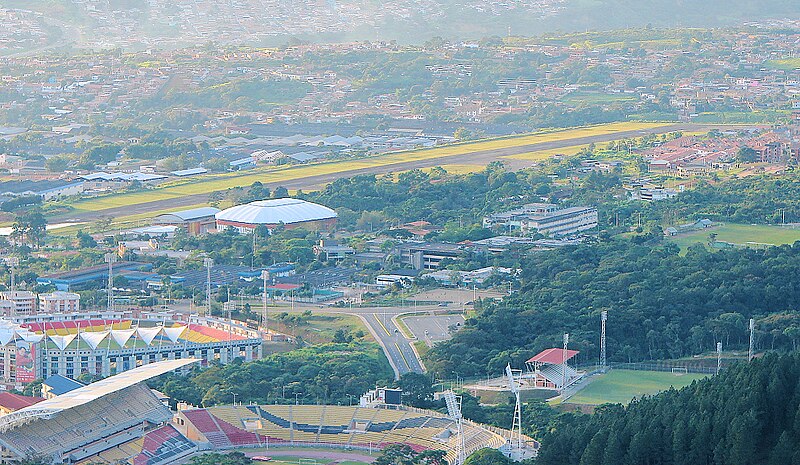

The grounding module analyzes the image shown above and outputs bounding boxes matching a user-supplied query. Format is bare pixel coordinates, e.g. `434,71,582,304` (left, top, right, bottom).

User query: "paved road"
53,123,730,223
277,303,441,378
404,314,465,346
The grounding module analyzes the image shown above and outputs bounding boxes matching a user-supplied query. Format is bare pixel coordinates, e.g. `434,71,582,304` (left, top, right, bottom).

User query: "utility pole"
204,258,214,317
716,342,722,375
748,319,755,361
104,253,117,313
562,333,569,394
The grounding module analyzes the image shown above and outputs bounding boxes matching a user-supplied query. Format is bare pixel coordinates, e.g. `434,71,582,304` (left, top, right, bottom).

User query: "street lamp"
104,253,117,312
204,258,214,317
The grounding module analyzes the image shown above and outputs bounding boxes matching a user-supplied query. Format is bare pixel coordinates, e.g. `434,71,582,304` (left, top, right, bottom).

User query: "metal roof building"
215,198,337,233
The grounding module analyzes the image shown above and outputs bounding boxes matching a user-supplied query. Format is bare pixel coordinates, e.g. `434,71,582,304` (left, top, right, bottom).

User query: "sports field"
252,456,369,465
669,224,800,250
567,369,708,405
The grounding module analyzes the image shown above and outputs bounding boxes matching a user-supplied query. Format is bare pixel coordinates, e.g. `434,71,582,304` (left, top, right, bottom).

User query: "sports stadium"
0,317,262,388
0,359,536,465
215,198,338,233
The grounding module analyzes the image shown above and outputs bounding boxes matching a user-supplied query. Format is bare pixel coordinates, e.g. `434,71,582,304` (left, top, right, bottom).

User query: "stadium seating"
176,404,514,462
76,425,196,465
1,383,171,459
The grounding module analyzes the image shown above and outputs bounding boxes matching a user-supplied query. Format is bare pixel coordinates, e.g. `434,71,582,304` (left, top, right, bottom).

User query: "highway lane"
51,123,731,224
275,303,435,378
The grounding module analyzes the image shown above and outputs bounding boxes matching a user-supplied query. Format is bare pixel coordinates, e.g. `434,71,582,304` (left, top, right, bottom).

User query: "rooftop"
0,358,199,431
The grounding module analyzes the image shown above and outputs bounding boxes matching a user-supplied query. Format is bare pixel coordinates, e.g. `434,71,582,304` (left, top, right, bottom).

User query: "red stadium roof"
0,392,44,412
527,348,579,365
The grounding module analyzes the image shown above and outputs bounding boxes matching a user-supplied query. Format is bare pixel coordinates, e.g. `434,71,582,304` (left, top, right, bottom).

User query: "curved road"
277,303,441,379
54,123,728,223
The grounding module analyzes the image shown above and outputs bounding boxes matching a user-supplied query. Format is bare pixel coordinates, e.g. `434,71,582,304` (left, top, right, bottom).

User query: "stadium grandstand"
0,359,199,465
0,316,262,389
175,403,533,464
522,348,582,390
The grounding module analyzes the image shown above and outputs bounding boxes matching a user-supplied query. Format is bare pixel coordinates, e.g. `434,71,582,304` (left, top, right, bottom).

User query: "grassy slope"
568,369,708,405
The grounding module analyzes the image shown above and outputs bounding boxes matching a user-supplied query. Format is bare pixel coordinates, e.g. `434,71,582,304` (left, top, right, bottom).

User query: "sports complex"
0,359,535,465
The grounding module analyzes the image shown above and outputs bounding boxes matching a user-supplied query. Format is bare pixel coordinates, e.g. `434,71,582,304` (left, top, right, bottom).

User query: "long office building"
482,203,598,237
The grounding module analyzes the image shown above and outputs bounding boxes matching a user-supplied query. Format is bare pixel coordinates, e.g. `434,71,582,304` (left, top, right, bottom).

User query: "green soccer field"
668,223,800,251
567,369,708,405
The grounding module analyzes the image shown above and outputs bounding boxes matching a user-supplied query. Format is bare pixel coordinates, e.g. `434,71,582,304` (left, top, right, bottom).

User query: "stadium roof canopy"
526,348,579,365
155,206,221,223
0,358,199,431
216,198,337,226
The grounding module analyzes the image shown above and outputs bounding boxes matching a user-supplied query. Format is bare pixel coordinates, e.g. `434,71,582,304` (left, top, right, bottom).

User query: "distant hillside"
1,0,799,48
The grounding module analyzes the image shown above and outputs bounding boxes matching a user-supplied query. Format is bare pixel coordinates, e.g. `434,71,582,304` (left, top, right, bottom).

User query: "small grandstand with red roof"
522,348,582,390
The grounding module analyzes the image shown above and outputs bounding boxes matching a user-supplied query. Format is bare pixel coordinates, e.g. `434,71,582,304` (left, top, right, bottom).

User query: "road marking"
395,342,411,370
373,313,392,336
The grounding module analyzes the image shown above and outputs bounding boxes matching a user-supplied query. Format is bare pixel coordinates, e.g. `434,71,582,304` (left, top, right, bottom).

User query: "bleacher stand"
0,359,198,464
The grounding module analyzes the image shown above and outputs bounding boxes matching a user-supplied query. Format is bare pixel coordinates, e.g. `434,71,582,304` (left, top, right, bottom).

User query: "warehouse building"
215,198,337,234
153,206,221,236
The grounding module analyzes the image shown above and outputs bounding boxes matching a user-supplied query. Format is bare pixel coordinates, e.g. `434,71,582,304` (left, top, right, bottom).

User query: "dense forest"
426,239,800,376
648,175,800,225
150,342,393,407
537,354,800,465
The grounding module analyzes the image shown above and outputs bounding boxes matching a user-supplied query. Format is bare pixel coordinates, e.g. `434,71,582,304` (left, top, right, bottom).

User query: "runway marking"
395,342,411,370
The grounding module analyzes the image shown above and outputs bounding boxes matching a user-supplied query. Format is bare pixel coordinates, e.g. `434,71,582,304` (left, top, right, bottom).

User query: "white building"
38,292,80,314
0,292,36,316
483,203,598,237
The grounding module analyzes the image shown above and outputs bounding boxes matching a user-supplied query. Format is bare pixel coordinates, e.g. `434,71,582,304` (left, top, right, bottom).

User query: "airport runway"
52,123,731,224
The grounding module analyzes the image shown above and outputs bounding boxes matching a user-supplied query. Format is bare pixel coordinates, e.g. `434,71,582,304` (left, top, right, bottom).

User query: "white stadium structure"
0,359,538,465
215,198,338,233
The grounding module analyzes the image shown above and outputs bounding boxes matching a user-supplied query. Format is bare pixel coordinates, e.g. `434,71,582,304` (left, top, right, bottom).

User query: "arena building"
215,198,337,234
0,316,263,389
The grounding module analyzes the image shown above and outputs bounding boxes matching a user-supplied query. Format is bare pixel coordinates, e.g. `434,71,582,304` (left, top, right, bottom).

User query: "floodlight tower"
748,319,755,361
600,311,608,371
562,333,569,394
261,270,270,336
443,390,466,465
716,342,722,375
4,257,18,316
204,258,214,317
506,363,522,457
104,253,117,312
4,257,18,294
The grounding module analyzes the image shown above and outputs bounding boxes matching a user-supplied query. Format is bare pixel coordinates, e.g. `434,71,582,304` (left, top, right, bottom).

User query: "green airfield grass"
567,369,708,405
669,223,800,250
53,122,669,216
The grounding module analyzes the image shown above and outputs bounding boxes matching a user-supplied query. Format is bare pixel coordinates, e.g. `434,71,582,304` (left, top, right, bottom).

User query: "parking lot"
403,314,466,346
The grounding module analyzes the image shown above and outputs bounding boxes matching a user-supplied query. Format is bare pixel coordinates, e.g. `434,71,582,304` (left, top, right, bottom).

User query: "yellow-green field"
55,122,670,218
669,223,800,250
567,369,708,405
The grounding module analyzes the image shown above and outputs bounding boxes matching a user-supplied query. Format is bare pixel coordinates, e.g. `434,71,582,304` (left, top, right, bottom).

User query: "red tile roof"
0,392,44,411
527,348,579,365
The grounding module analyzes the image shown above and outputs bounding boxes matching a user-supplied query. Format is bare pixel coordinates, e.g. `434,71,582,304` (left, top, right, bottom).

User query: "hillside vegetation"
426,240,800,376
537,354,800,465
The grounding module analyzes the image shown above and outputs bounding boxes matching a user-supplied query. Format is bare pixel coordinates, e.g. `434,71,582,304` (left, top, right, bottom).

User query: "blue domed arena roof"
215,198,337,225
